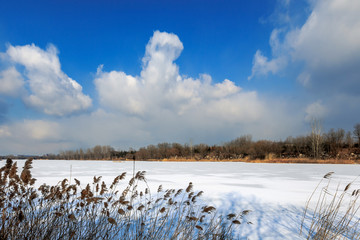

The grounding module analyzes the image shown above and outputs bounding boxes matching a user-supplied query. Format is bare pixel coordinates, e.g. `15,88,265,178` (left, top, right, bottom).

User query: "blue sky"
0,0,360,154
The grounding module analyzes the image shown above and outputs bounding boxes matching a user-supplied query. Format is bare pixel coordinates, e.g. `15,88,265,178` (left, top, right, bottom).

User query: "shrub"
0,158,251,239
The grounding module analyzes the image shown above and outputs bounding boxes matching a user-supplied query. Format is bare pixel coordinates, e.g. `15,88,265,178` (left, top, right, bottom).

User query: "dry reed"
0,158,251,239
300,172,360,239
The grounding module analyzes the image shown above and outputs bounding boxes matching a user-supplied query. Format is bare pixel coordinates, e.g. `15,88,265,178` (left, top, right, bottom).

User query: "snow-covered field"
9,160,360,239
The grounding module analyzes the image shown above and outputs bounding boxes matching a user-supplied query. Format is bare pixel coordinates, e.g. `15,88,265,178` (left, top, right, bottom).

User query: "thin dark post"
132,155,136,178
70,164,72,184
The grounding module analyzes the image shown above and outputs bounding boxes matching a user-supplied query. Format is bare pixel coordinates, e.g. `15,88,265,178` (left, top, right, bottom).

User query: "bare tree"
310,118,323,159
354,123,360,146
345,131,353,147
324,128,345,157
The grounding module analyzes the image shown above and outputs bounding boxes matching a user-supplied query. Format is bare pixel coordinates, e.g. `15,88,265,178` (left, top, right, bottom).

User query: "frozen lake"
9,160,360,239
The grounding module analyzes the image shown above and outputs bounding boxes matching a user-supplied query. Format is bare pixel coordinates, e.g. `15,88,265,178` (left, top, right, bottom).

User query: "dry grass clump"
0,158,251,239
300,172,360,239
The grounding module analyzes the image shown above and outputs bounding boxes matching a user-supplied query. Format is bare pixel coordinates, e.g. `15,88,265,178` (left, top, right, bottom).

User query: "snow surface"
10,160,360,239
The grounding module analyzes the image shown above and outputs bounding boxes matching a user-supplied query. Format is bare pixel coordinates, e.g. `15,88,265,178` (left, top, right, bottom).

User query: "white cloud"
95,65,144,115
297,71,311,87
0,67,24,97
141,30,183,87
249,0,360,132
89,30,305,152
213,79,241,98
0,31,305,155
248,50,286,80
251,0,360,90
95,31,185,115
95,31,267,124
4,44,92,116
305,101,327,122
290,0,360,69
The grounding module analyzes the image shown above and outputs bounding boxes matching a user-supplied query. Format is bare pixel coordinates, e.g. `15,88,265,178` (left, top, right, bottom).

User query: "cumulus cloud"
96,31,266,124
0,31,304,155
290,0,360,92
95,65,144,115
290,0,360,69
250,0,360,91
85,30,305,153
248,50,286,79
249,0,360,132
0,67,25,96
2,44,92,116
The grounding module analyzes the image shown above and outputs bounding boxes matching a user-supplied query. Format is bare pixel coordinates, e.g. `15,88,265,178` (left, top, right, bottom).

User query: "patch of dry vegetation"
0,158,251,239
242,158,360,164
126,157,360,164
301,172,360,239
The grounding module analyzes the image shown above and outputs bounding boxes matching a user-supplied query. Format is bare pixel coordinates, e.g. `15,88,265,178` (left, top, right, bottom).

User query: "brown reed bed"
0,158,251,239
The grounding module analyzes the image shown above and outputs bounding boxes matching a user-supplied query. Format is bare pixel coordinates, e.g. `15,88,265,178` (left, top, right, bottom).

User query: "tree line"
43,145,132,160
40,123,360,161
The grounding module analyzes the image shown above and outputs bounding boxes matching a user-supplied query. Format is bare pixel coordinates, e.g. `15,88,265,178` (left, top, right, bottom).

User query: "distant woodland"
2,123,360,161
29,123,360,161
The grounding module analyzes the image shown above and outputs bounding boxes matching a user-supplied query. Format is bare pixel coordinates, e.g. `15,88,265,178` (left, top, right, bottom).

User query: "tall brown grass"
0,158,251,239
300,172,360,239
